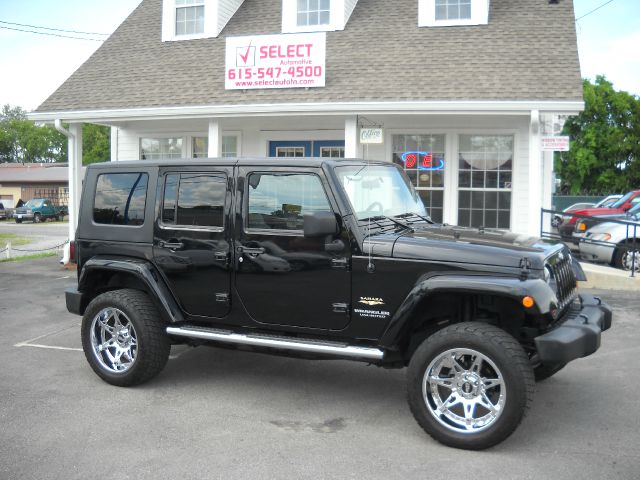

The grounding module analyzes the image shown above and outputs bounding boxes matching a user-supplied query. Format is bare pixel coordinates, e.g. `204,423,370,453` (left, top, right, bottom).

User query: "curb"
578,262,640,291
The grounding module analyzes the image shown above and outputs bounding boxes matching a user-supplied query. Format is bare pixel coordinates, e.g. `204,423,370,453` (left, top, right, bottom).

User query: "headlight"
26,209,32,214
592,233,612,242
544,264,554,283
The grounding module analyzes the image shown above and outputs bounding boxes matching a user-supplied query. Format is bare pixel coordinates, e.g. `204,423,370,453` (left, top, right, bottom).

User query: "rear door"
153,167,233,319
234,166,352,331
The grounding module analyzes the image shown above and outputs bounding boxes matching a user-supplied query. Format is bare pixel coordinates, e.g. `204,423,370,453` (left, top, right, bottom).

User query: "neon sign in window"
402,151,445,171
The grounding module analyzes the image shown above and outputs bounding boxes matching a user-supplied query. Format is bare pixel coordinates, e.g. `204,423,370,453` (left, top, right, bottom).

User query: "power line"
0,25,104,42
575,0,615,22
0,20,109,36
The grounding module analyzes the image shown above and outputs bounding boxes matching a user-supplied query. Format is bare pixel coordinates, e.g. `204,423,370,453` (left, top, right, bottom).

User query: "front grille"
550,252,578,310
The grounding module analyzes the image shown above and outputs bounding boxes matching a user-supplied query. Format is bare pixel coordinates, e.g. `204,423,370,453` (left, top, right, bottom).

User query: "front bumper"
14,212,34,220
578,239,616,264
534,294,612,365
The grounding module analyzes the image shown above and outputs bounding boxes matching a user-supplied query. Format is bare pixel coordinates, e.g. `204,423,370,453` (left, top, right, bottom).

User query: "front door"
153,167,233,319
234,167,352,331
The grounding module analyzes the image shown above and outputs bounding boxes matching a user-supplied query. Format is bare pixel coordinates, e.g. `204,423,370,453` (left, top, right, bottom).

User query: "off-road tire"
81,289,170,387
534,363,566,382
407,322,534,450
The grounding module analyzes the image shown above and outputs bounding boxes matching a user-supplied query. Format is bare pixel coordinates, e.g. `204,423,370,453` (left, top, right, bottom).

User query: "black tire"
33,213,41,223
81,289,170,387
15,218,22,224
407,322,534,450
534,363,566,382
613,242,640,272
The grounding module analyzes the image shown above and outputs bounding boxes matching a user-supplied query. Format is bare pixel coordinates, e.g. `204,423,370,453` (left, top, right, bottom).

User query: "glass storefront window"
392,134,445,223
140,138,183,160
192,136,238,158
458,135,513,229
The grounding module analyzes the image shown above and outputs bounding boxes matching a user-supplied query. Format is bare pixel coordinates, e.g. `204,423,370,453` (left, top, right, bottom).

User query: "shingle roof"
35,0,583,113
0,163,84,183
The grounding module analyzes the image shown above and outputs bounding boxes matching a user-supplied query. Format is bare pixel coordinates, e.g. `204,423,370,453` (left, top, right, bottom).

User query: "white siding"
218,0,245,34
344,0,358,26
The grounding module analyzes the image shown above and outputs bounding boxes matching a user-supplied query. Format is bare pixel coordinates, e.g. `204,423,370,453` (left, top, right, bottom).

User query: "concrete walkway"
579,262,640,290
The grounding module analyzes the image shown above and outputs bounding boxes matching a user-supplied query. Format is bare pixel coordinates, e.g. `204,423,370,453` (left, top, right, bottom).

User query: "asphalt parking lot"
1,257,639,480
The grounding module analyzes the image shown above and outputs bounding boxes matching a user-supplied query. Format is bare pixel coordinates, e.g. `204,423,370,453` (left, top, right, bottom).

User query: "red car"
558,190,640,241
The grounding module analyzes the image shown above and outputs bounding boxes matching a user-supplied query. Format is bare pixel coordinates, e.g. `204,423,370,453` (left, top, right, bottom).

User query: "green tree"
82,124,110,164
556,76,640,194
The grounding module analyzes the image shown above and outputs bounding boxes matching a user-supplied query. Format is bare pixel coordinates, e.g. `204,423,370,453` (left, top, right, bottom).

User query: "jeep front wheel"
407,322,534,450
81,289,170,387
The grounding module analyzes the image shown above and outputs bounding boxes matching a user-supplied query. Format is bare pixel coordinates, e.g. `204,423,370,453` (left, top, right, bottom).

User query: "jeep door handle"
159,241,184,250
237,246,265,255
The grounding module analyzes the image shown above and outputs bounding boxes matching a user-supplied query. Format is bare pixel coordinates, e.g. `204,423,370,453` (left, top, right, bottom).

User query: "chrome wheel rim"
90,307,138,373
422,348,506,433
622,250,640,272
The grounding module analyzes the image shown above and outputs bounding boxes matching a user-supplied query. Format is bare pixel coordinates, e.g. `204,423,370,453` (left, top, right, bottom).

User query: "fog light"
522,296,535,308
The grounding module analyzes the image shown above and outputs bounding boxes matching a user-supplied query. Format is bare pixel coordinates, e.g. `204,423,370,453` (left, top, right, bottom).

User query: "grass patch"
0,233,31,246
0,252,57,263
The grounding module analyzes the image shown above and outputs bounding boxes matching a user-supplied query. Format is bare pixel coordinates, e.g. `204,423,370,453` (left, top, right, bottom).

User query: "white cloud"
579,30,640,95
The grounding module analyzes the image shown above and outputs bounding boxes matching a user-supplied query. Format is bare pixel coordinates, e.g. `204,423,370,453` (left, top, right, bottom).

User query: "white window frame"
419,0,489,27
190,133,242,158
175,0,205,37
162,0,245,41
140,136,185,160
282,0,354,33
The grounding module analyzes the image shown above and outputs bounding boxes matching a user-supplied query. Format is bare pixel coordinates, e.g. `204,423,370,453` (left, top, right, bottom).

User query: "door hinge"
215,293,230,303
332,302,350,314
331,257,350,270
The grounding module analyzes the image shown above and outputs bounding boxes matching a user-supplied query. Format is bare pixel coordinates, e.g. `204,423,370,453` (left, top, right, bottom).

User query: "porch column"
208,119,222,157
68,123,83,242
344,116,359,158
528,110,542,236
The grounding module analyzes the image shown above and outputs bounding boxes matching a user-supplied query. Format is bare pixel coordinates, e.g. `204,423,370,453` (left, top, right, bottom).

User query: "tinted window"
162,173,226,227
247,173,331,230
94,173,148,226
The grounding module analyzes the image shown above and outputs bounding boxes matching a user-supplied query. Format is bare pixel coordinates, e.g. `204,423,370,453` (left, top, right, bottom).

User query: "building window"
458,135,513,229
435,0,471,20
175,0,204,36
192,136,239,158
141,138,183,160
319,146,345,158
276,147,305,157
418,0,489,27
297,0,331,26
392,134,445,223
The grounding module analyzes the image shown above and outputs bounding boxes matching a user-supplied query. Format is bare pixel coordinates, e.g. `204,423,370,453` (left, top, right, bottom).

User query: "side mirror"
304,211,339,238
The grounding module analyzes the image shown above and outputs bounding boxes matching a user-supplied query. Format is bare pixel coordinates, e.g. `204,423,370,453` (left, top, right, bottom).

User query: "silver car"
579,220,640,271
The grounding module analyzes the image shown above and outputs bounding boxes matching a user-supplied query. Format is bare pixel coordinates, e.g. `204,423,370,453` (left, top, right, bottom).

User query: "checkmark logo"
237,42,255,66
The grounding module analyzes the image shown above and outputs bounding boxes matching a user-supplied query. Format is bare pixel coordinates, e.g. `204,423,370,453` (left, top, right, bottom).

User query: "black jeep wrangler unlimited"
66,158,611,450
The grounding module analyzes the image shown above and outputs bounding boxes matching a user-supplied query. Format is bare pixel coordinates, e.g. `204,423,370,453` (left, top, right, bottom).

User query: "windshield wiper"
360,215,414,233
394,212,434,224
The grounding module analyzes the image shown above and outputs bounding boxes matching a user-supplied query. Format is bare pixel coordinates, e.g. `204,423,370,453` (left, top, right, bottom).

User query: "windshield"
25,199,43,208
611,192,634,209
334,164,428,220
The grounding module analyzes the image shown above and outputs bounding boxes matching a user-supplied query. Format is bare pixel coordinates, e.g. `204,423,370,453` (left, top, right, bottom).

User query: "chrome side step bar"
166,325,385,361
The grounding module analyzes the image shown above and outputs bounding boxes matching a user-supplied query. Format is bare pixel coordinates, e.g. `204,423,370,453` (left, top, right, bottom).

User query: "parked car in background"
551,202,596,228
13,198,66,223
579,218,640,271
0,202,6,220
574,203,640,242
558,191,640,242
595,194,623,208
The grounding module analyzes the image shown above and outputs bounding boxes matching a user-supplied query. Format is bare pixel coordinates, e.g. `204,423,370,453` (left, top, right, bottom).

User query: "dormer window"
435,0,471,21
419,0,489,27
297,0,331,27
282,0,358,33
175,0,204,36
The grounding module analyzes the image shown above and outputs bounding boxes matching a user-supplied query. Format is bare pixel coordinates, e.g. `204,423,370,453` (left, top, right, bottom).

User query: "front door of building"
234,166,352,331
269,141,345,158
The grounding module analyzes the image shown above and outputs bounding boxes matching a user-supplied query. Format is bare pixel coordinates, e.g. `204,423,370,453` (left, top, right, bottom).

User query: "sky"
0,0,638,112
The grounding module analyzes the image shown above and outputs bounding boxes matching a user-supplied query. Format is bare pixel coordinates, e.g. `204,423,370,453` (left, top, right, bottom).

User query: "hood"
568,207,625,223
376,225,564,270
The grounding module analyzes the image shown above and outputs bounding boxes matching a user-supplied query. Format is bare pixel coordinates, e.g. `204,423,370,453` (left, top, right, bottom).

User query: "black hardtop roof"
86,157,394,170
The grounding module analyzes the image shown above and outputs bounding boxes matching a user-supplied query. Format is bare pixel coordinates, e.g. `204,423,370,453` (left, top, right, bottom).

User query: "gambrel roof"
35,0,583,114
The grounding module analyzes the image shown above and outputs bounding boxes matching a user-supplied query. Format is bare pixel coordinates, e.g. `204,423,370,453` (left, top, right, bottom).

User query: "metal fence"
541,208,638,277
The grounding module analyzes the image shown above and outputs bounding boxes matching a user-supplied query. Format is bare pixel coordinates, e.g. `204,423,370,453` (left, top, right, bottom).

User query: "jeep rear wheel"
81,289,170,387
407,322,534,450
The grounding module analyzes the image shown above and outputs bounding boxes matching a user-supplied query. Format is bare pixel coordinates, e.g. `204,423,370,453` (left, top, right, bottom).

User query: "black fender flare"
78,256,184,323
379,274,557,349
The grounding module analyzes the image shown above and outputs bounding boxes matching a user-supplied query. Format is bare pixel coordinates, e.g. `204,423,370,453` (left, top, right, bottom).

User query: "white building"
30,0,584,243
